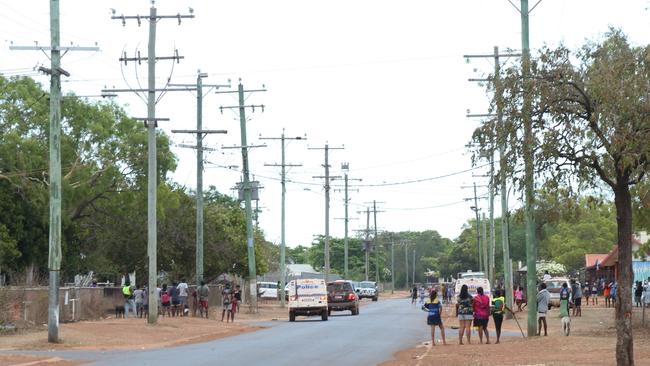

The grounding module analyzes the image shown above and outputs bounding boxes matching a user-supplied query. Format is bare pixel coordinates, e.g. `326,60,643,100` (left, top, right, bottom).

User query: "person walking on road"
491,289,506,344
472,286,491,344
422,288,447,346
456,284,474,345
536,282,551,336
411,285,418,305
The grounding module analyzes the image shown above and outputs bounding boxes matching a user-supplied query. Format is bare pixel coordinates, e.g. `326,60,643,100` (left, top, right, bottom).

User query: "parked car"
544,277,571,307
258,281,278,299
327,280,359,316
357,281,378,301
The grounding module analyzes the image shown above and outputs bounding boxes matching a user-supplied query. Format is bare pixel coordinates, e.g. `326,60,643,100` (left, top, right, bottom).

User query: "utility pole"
510,0,541,336
391,240,395,294
364,207,371,281
404,242,409,287
219,81,266,312
482,212,488,281
310,144,343,283
10,0,99,342
494,46,514,316
412,249,416,286
171,72,230,287
472,183,482,272
464,46,520,317
522,0,538,338
368,201,385,283
336,163,361,279
102,5,193,325
488,149,496,288
261,130,305,307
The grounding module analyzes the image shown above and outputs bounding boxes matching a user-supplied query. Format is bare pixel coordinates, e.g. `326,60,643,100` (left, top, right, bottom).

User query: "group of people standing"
121,279,212,319
422,284,507,346
159,279,191,317
220,283,242,322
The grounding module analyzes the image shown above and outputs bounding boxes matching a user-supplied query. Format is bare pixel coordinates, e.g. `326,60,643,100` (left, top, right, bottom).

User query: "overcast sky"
2,0,649,248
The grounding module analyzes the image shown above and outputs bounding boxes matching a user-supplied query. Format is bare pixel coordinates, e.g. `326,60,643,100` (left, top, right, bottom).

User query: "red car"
327,280,360,316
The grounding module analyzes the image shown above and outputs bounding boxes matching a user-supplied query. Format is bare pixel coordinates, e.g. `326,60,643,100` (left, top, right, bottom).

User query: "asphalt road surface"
8,298,515,366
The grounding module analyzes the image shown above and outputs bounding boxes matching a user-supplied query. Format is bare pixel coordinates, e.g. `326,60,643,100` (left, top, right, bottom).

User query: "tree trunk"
614,181,634,366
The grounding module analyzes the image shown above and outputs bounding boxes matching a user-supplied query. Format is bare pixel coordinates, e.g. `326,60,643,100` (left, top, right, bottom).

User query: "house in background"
585,232,650,285
584,253,611,285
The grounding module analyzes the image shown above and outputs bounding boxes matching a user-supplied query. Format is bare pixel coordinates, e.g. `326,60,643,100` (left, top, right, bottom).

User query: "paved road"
5,299,520,366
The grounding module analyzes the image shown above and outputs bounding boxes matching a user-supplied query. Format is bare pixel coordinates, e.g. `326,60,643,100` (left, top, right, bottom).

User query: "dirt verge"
381,304,650,366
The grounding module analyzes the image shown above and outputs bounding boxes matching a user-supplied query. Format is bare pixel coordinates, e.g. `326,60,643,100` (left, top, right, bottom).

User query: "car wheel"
328,308,332,316
289,310,295,322
372,296,378,302
352,306,359,315
322,309,328,321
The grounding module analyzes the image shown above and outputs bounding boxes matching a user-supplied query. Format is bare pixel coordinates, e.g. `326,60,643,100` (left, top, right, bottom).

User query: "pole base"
48,270,60,343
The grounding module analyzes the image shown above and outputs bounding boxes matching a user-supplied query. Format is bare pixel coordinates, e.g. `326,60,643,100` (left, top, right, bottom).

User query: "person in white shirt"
542,270,552,282
177,279,189,316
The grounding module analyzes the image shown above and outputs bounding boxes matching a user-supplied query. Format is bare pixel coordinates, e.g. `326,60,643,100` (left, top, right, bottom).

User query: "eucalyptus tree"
472,30,649,365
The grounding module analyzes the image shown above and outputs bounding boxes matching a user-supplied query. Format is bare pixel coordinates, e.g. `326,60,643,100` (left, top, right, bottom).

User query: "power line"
382,200,466,211
341,162,493,187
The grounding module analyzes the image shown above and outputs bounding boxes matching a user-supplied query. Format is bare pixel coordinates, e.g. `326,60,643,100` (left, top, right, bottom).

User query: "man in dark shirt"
169,282,180,317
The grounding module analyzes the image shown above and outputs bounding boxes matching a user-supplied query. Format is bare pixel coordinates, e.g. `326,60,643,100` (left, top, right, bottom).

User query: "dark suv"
327,280,359,316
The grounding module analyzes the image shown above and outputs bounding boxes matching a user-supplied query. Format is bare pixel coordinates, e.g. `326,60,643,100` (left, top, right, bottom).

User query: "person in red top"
472,287,491,344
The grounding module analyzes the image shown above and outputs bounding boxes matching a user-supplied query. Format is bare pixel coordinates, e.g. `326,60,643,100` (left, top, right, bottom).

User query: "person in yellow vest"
122,282,136,318
491,289,506,344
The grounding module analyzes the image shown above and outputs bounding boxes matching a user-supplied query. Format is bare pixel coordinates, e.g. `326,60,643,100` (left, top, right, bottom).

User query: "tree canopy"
0,76,274,285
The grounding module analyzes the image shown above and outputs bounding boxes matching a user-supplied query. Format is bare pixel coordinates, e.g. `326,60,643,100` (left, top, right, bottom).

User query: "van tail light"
348,293,356,301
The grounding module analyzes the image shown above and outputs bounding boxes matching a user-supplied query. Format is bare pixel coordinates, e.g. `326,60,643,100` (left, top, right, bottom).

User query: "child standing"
422,289,447,345
604,283,611,308
515,286,524,312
